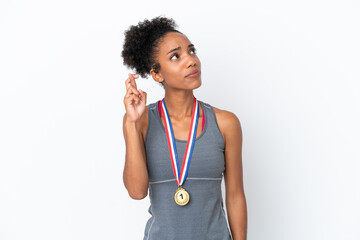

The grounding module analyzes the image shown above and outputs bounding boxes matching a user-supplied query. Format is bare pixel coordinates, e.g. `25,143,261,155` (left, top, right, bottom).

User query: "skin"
123,32,247,240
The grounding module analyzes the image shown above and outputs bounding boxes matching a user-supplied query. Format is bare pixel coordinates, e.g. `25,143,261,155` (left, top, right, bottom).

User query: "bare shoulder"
211,105,242,144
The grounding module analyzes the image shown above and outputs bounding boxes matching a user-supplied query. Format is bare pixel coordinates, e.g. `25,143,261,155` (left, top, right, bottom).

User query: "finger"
125,77,131,90
125,91,141,100
125,73,139,90
126,85,140,97
139,89,147,104
128,73,139,89
124,93,142,105
125,90,142,103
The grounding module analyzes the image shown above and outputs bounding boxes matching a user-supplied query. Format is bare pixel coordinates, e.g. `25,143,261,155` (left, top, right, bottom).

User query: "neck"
164,90,195,119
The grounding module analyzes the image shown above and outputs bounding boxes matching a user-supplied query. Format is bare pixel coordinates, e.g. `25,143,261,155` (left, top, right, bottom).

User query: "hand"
123,73,147,123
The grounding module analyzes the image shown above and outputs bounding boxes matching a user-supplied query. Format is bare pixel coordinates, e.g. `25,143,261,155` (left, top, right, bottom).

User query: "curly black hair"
121,16,182,87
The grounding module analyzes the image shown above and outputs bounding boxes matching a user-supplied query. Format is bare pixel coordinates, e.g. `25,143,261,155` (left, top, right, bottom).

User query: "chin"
192,79,202,90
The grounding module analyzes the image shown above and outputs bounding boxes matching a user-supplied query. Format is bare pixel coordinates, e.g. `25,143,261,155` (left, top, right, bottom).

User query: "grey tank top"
143,99,232,240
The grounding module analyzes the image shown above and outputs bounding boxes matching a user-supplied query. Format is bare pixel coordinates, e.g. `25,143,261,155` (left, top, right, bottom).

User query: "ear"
150,68,164,84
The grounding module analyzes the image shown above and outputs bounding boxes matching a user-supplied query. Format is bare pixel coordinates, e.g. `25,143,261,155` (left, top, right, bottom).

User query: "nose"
185,53,197,68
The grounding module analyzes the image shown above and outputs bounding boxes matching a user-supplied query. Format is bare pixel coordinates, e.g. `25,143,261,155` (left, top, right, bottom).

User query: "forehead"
158,32,192,52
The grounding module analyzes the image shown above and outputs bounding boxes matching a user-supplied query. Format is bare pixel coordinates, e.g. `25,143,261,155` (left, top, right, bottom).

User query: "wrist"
124,117,141,131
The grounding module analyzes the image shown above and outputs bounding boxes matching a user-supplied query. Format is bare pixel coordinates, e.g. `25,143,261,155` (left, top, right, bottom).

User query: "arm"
122,113,149,199
122,73,149,200
221,111,248,240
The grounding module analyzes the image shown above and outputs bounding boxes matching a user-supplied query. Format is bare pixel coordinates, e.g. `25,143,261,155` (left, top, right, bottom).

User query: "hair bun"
121,16,180,79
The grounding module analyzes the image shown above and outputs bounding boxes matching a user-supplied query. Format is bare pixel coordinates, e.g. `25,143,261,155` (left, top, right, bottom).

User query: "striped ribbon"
161,96,199,186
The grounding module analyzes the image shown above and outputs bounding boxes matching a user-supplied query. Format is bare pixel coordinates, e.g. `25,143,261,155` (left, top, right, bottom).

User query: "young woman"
122,16,247,240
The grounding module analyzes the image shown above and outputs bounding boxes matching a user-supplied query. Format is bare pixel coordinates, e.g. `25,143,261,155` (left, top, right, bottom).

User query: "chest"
145,134,225,182
142,104,208,142
144,105,225,182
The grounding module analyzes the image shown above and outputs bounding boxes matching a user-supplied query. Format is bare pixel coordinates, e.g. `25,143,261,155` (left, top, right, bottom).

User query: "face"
150,32,202,90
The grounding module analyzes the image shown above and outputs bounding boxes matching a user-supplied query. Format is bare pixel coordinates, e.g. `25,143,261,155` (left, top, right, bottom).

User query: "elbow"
128,190,148,200
124,181,148,200
123,175,149,200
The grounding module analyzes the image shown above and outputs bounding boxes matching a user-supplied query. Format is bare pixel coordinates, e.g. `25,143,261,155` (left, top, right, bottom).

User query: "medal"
174,187,190,206
160,96,199,206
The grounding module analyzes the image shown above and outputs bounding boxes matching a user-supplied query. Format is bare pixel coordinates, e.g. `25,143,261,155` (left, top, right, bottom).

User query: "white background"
1,0,359,239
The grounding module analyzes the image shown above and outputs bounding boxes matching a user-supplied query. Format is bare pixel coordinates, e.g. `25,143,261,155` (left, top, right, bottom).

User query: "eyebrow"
167,44,195,55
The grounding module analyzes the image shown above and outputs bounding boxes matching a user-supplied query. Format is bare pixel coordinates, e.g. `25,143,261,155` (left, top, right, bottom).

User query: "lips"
186,69,201,77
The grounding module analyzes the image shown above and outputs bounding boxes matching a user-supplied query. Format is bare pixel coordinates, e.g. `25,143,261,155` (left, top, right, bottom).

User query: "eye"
190,48,197,54
170,53,179,60
170,48,197,61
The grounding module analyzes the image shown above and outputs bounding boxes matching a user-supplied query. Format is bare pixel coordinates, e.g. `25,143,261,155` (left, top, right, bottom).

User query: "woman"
122,16,247,240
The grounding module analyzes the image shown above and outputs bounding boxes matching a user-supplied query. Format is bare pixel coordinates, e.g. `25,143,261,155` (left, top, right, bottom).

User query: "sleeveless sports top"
143,99,233,240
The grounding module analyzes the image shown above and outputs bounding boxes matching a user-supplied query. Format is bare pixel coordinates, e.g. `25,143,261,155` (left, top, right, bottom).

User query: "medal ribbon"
161,96,199,187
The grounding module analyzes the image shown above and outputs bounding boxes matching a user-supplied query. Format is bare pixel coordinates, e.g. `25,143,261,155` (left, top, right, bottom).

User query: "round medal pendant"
174,187,190,206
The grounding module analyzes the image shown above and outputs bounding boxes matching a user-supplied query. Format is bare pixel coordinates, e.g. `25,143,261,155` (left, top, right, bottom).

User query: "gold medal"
174,187,190,206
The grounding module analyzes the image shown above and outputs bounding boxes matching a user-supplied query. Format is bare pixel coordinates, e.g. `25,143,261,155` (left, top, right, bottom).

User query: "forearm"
123,116,148,199
226,194,248,240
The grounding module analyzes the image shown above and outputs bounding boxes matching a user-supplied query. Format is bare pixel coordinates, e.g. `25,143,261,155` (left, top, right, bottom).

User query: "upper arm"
216,110,245,199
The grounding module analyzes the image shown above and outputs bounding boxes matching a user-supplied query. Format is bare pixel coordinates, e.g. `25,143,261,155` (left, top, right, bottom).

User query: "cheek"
163,64,182,78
